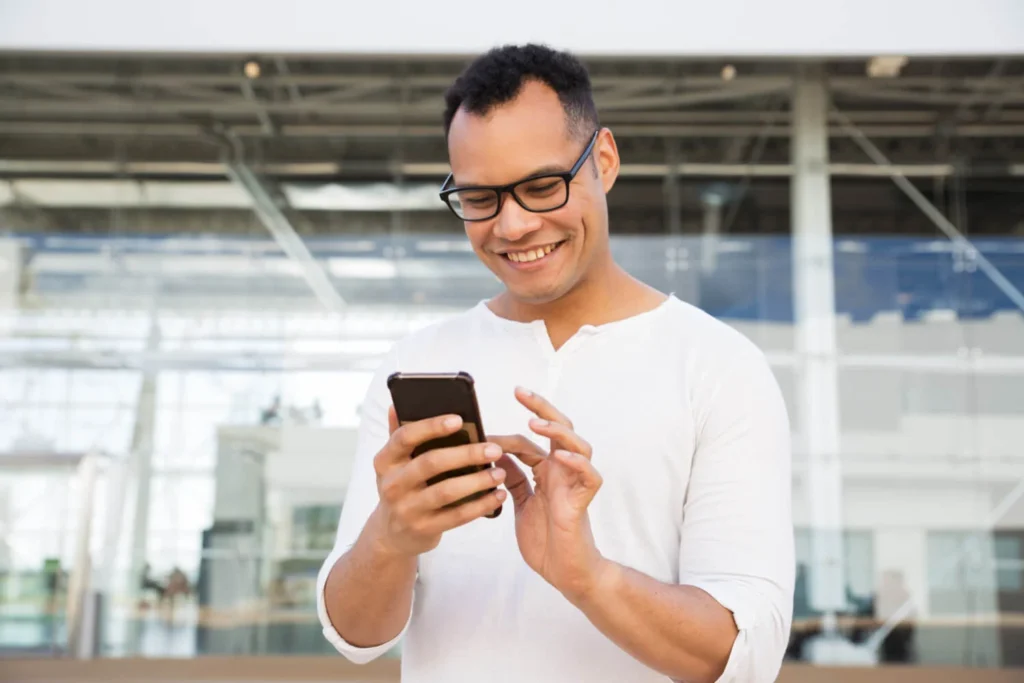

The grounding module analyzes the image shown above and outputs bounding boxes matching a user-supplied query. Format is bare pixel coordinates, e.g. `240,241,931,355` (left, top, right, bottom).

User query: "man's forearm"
571,560,737,683
323,508,418,648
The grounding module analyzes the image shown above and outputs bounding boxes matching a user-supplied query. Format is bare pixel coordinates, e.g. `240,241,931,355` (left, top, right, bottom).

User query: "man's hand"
369,407,507,557
491,387,609,604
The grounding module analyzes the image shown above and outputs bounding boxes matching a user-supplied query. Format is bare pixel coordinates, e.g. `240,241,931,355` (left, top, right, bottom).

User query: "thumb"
495,454,532,511
387,405,399,435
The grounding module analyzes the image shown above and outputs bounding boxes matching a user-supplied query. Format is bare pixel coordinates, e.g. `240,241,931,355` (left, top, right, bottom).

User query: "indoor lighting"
866,56,908,78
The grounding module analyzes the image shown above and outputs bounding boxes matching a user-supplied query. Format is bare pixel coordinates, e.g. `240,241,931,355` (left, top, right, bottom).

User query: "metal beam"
832,85,1024,107
223,160,347,312
5,120,1024,140
0,72,763,89
834,108,1024,315
598,82,789,110
239,78,275,135
2,91,803,115
6,76,1021,116
273,57,303,103
2,71,1021,91
6,161,1022,192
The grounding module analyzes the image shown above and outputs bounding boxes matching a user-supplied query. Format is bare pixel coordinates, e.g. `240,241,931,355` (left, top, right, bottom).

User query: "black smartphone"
386,371,501,518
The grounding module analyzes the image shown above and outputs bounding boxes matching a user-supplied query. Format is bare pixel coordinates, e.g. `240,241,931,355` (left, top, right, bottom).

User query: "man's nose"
493,195,542,242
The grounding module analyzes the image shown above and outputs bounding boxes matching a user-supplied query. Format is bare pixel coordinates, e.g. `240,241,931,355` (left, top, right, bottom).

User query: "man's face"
445,81,619,305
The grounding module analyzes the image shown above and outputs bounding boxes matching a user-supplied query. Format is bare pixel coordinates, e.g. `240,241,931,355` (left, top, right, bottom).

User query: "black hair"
443,43,600,142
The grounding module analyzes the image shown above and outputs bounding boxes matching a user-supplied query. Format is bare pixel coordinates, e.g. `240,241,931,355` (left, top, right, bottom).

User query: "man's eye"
521,180,561,196
459,192,496,207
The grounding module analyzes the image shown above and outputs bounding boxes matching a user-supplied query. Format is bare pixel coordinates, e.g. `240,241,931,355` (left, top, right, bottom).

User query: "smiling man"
317,44,795,683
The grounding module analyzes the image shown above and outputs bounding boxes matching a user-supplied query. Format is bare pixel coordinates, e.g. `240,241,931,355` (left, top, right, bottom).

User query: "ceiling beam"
832,85,1024,107
598,82,789,111
0,86,806,115
1,71,1021,90
223,160,347,313
7,161,1024,202
3,121,1024,140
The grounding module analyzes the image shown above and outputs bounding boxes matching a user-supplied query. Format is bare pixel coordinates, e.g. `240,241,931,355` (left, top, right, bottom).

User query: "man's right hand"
368,406,507,557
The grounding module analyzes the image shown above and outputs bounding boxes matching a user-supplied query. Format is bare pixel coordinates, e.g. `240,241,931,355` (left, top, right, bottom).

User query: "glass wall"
2,230,1021,663
1,53,1022,675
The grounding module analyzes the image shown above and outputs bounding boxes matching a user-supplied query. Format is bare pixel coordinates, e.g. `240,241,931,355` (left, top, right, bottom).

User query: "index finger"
382,413,464,465
514,387,572,427
489,434,547,467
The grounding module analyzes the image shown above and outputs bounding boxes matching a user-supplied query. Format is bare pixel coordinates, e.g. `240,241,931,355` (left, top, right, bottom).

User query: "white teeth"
505,242,559,263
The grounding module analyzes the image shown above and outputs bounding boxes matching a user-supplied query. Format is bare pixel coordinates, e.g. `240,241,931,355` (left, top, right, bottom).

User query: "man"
317,44,794,683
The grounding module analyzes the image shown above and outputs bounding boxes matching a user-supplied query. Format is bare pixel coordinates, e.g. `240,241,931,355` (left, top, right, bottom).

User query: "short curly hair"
443,43,600,142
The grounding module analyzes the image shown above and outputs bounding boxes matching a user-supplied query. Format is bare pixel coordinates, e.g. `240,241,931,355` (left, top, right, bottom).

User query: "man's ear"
594,128,620,194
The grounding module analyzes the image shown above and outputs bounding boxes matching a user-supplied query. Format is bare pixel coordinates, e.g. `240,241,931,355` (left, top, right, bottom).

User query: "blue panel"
14,232,1024,322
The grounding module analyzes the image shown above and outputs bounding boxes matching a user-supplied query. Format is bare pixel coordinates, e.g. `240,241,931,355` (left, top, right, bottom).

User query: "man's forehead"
447,105,574,184
449,81,570,143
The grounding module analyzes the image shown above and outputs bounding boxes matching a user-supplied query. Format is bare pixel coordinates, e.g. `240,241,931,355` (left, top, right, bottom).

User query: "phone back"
386,372,496,511
387,371,485,438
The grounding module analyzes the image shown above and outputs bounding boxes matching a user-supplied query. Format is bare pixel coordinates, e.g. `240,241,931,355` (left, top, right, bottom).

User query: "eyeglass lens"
448,176,568,220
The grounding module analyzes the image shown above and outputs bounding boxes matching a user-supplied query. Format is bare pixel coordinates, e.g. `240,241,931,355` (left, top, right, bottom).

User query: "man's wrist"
565,557,622,610
362,506,417,566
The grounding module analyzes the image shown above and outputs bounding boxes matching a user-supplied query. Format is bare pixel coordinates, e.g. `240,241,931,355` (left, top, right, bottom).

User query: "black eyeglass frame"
439,130,600,222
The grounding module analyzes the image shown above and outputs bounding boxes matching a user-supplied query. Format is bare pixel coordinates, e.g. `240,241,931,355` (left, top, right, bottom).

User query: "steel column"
791,67,848,627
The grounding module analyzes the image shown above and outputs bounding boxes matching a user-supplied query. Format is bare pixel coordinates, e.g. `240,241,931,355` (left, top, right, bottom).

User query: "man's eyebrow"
522,164,566,177
453,164,568,188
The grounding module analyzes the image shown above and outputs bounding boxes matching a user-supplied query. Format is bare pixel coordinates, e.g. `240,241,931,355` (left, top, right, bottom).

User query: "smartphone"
386,371,501,518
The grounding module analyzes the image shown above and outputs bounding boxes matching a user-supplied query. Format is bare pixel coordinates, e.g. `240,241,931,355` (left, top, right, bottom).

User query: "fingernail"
530,418,548,427
443,415,461,429
484,443,502,458
517,386,533,396
496,489,507,501
491,468,506,482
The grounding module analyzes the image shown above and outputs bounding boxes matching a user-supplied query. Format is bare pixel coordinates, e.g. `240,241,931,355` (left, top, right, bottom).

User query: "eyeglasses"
439,130,600,222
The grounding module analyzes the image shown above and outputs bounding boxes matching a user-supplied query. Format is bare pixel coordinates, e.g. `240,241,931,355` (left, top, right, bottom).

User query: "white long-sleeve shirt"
317,295,795,683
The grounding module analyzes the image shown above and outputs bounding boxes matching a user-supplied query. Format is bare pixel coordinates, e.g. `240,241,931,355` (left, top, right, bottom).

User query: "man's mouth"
501,240,565,264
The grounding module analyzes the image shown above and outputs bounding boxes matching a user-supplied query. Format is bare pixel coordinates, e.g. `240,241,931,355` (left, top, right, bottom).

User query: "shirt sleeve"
315,347,412,663
678,345,795,683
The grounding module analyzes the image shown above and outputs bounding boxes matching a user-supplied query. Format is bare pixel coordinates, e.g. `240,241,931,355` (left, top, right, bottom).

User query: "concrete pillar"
125,322,160,655
791,66,847,620
664,139,682,236
700,190,724,274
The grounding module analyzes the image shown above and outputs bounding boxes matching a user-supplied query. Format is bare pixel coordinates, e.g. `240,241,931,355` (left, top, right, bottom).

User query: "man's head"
442,44,620,306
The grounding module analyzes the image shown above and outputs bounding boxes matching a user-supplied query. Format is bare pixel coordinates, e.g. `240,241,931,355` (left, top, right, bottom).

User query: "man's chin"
502,281,573,307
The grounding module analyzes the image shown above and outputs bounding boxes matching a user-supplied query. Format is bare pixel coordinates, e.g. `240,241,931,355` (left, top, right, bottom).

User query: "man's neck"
490,260,667,350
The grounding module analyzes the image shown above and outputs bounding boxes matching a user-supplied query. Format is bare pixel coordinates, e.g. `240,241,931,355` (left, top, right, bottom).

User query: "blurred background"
0,1,1022,681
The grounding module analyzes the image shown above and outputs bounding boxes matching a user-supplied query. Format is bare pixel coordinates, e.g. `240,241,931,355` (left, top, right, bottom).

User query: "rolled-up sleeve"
315,349,412,663
679,345,795,683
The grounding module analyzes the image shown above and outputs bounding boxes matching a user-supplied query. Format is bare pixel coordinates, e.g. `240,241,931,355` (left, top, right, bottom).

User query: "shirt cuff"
315,548,412,663
685,579,758,683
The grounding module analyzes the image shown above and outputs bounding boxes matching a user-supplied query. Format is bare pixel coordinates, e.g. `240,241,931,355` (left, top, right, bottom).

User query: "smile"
502,241,565,264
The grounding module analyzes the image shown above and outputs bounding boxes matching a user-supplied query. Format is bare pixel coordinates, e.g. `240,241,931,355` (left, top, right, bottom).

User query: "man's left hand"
490,387,611,604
